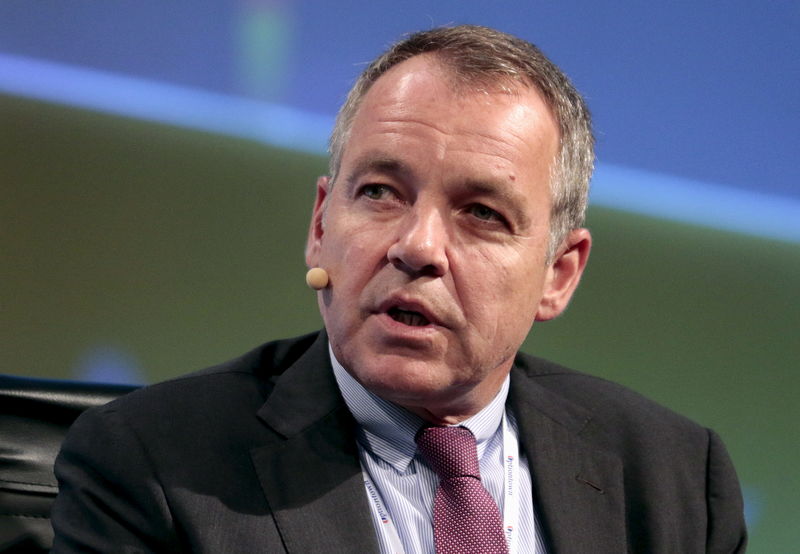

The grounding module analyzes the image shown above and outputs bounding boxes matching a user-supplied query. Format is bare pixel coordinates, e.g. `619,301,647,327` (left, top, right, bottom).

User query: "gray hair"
328,25,594,261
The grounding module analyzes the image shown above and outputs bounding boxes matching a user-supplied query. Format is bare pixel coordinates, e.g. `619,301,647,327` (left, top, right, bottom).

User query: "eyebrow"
343,153,415,190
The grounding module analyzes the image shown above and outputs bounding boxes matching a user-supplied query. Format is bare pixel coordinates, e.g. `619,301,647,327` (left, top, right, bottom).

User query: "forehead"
342,55,559,194
350,56,557,155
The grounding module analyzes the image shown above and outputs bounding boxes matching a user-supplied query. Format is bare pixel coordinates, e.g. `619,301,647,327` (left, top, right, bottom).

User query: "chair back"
0,374,138,553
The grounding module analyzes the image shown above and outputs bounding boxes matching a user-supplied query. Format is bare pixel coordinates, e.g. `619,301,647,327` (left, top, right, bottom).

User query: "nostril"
420,263,442,277
386,237,449,277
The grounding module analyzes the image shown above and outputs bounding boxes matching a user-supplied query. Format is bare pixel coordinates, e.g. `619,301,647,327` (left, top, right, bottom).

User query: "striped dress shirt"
330,347,547,554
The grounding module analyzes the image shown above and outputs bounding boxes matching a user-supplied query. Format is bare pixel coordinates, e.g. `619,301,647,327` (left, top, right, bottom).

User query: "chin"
352,356,464,403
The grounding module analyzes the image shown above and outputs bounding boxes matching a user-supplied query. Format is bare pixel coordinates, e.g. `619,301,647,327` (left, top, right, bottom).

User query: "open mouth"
388,307,430,327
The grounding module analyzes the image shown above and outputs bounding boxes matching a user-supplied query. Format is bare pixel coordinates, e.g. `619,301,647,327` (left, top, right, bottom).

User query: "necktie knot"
415,425,480,480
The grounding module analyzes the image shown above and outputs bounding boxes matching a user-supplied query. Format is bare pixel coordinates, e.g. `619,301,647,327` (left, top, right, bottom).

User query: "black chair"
0,374,138,553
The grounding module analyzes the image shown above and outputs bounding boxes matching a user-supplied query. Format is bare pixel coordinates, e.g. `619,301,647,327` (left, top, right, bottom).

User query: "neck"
405,406,477,426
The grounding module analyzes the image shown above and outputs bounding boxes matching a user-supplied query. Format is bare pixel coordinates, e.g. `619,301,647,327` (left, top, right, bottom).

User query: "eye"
468,203,503,222
359,184,391,200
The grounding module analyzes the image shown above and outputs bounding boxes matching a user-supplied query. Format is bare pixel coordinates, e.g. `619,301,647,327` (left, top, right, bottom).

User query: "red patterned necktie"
415,426,509,554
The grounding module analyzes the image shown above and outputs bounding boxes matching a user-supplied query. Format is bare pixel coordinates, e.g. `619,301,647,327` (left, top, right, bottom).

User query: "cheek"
321,222,373,267
319,223,393,304
459,247,545,318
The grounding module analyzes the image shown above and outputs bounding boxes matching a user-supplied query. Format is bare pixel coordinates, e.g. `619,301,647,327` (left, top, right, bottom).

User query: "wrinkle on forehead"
360,114,554,179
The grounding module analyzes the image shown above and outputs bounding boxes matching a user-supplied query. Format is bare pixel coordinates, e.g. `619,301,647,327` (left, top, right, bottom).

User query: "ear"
305,176,331,267
535,228,592,321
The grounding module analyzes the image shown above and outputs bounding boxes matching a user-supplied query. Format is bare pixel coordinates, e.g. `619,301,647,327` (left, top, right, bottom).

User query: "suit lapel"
510,367,627,554
251,333,379,553
249,335,626,553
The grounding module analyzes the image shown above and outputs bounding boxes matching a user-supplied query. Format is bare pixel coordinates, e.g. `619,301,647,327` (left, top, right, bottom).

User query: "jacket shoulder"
98,331,322,417
51,333,322,552
512,351,708,445
512,352,746,552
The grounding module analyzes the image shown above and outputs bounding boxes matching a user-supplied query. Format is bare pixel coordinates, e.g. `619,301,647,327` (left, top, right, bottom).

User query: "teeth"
389,308,430,326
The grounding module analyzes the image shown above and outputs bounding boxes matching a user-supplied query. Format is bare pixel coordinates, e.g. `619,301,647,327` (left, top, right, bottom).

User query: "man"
52,25,747,553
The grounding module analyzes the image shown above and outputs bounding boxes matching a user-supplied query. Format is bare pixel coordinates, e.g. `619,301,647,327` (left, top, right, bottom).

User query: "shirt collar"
330,343,510,473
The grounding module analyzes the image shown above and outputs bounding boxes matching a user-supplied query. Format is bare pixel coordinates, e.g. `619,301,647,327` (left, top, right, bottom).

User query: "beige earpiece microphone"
305,267,329,290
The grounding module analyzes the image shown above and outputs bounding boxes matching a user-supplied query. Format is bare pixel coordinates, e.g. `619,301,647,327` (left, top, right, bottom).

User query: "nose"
387,206,449,277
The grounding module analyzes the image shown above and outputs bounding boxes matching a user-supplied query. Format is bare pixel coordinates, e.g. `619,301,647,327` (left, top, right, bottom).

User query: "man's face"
307,55,588,422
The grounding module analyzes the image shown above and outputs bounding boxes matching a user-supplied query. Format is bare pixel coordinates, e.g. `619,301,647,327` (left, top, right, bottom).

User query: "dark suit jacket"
51,331,746,553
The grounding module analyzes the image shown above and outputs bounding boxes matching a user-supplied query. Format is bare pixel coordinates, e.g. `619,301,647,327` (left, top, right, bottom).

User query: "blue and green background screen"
1,2,797,551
